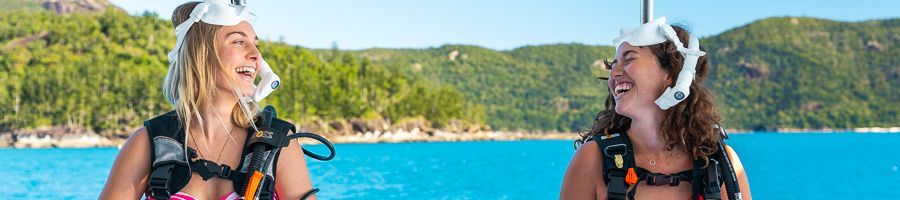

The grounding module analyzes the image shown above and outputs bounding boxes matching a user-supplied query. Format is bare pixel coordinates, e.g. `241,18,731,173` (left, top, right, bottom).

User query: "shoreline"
1,127,898,149
0,129,582,149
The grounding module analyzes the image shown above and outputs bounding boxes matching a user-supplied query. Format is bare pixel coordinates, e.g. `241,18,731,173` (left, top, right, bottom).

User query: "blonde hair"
163,2,258,139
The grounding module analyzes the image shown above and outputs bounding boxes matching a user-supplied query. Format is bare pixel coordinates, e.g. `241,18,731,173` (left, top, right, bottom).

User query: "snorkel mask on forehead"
612,17,706,110
168,0,281,103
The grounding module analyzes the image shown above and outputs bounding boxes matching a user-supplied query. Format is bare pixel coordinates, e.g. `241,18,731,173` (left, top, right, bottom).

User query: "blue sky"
109,0,899,50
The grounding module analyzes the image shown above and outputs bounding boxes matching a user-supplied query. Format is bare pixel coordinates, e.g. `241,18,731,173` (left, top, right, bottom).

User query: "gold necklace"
190,126,235,163
192,105,241,163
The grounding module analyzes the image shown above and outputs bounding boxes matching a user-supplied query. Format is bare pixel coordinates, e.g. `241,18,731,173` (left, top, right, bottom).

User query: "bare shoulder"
571,140,603,170
130,127,150,146
724,145,752,200
120,127,151,157
560,140,604,200
724,145,745,176
99,127,152,199
275,130,316,199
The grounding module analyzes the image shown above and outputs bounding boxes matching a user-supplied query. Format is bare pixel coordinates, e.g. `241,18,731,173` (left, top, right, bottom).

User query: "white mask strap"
612,17,707,110
654,25,705,109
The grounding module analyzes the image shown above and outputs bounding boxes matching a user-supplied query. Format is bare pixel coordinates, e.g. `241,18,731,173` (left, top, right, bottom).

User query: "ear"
666,74,675,86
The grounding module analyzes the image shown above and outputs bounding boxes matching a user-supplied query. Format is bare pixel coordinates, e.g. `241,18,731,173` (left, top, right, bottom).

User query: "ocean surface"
1,132,899,199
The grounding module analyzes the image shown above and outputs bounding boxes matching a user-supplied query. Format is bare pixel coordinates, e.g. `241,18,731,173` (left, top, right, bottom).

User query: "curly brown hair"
578,25,723,162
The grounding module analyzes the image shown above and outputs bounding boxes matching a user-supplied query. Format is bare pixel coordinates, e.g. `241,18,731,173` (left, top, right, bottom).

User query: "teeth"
235,66,256,76
615,83,633,96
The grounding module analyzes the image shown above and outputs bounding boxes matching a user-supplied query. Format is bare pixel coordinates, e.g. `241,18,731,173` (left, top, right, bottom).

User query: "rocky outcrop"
42,0,111,14
866,40,885,52
736,60,769,79
1,31,48,53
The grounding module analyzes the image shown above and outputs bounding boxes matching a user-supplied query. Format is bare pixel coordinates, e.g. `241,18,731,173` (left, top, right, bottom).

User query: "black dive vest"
590,130,742,200
144,106,335,200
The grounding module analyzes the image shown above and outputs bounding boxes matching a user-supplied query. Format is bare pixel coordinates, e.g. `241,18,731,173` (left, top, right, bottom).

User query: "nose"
247,45,260,62
609,62,625,85
610,62,624,78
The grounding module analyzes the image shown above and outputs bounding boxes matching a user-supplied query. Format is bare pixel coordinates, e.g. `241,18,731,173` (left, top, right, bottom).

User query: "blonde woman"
100,1,330,199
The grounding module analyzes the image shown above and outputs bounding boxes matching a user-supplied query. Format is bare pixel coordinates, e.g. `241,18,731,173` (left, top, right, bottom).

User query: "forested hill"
0,6,484,136
346,17,898,131
1,4,896,137
704,17,898,130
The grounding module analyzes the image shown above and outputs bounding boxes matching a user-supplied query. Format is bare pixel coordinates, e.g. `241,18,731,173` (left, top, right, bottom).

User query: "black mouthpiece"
259,105,275,130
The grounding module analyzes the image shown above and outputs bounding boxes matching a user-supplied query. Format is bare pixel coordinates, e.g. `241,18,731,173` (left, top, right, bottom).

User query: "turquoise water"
1,132,899,199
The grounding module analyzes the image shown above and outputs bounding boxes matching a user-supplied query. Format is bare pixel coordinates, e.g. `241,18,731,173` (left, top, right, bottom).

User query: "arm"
274,133,317,200
720,145,752,200
99,127,152,200
560,140,605,200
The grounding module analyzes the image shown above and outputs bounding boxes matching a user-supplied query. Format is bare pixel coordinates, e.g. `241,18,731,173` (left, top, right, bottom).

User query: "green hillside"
0,7,896,136
347,17,898,131
0,10,481,136
705,17,899,130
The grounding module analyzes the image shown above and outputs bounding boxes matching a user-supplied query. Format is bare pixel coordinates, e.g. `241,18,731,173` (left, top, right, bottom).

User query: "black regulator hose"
243,106,276,198
717,129,742,200
287,131,336,161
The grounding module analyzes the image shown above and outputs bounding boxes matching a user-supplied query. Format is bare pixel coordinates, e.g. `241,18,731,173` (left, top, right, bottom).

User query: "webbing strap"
592,133,635,200
148,164,174,200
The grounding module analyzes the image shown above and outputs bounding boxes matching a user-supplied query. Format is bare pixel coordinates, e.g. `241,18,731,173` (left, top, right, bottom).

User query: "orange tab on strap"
625,167,638,185
244,171,264,200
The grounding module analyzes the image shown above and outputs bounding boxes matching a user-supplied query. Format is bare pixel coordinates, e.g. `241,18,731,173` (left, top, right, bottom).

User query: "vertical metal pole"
641,0,653,24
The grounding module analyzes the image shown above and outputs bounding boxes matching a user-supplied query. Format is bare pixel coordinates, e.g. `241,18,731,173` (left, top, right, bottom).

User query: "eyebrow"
226,31,259,40
609,50,638,68
621,50,637,58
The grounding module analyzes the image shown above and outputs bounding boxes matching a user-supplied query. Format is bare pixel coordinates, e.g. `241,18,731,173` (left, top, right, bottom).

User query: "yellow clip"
614,154,624,168
600,133,620,140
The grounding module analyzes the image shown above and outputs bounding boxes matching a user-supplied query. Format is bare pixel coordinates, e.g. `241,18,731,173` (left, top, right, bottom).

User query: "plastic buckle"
669,175,681,186
219,164,232,178
148,166,172,199
706,159,722,197
148,166,171,188
646,173,684,186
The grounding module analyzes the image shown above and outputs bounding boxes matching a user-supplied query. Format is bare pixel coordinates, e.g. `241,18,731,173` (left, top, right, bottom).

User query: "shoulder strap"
691,129,742,200
144,111,191,200
591,132,636,200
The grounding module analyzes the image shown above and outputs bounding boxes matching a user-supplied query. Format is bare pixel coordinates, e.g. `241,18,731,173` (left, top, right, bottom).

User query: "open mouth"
613,82,634,99
235,66,256,81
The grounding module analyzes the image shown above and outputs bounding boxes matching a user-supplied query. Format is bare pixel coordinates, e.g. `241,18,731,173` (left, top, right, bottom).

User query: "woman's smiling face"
215,21,260,97
608,42,671,118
